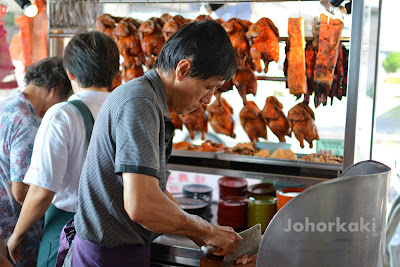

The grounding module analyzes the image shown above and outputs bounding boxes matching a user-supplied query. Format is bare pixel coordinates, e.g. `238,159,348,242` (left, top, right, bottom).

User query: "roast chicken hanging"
287,103,319,148
232,67,258,105
246,17,279,73
240,101,267,142
261,96,290,143
207,91,236,138
182,105,208,140
222,18,254,70
113,19,145,82
138,18,165,69
169,108,183,131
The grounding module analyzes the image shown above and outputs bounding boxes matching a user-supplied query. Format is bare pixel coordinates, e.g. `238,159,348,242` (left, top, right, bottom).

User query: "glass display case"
46,0,382,184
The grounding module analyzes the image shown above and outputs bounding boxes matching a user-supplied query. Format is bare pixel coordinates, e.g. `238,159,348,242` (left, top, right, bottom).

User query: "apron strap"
68,99,94,142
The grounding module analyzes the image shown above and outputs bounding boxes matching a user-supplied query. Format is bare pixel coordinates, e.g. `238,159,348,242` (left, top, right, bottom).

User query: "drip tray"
151,234,201,267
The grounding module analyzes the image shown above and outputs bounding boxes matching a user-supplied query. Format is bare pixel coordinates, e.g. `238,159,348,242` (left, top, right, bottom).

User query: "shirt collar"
144,69,170,119
15,90,38,116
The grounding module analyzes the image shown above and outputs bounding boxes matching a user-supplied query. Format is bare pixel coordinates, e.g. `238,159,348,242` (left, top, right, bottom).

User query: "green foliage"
383,52,400,73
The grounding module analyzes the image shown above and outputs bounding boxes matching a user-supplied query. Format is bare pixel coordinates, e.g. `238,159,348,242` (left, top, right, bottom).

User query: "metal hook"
236,0,238,18
298,0,301,18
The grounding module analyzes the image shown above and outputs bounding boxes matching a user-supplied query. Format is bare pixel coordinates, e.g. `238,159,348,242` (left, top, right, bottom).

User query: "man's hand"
187,215,242,256
7,233,24,264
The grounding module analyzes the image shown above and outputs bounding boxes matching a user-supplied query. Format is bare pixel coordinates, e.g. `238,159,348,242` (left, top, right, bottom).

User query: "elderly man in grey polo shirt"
70,20,242,266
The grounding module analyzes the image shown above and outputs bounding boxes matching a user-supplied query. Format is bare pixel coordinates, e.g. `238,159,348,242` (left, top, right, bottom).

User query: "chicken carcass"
96,14,117,39
233,67,257,105
162,16,187,41
182,105,208,140
240,101,267,142
287,18,307,96
217,80,233,94
121,64,144,82
236,19,253,32
207,96,236,138
261,96,290,142
160,13,172,24
222,18,253,70
246,17,279,73
114,20,145,68
138,18,165,69
162,19,180,41
173,15,190,25
192,15,212,22
169,108,183,130
287,103,319,148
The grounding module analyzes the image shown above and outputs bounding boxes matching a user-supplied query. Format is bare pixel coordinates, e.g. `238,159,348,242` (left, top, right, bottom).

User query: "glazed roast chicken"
162,15,189,41
233,67,258,105
240,101,267,142
113,20,142,63
169,108,183,130
207,93,236,138
182,105,208,140
222,18,253,70
96,14,117,39
217,80,234,94
261,96,290,142
162,19,180,41
246,17,279,73
121,64,144,82
138,18,165,69
287,103,319,148
113,19,146,82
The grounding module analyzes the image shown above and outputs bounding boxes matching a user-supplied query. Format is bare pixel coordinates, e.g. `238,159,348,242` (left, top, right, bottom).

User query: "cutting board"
200,253,257,267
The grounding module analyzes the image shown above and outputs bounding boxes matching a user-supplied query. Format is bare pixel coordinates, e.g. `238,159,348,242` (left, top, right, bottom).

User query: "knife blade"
200,223,261,266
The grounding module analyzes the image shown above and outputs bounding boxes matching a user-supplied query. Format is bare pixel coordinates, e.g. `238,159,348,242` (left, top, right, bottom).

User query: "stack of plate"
218,177,248,198
248,183,276,197
173,193,212,221
217,196,248,231
247,196,277,232
183,184,213,201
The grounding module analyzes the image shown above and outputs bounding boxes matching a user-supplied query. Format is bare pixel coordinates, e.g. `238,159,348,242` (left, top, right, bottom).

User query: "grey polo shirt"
74,69,175,248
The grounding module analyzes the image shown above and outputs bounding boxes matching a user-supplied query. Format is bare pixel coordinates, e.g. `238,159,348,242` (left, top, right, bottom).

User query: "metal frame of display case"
46,0,383,184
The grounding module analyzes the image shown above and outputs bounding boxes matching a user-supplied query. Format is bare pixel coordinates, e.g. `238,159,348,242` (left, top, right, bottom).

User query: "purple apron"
57,219,151,267
71,235,151,267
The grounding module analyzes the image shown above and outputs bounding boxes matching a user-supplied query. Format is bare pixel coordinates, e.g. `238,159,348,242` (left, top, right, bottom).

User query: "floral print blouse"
0,90,43,266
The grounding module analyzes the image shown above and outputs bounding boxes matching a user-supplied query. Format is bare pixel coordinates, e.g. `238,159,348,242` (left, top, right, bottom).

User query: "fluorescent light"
14,0,38,17
24,3,38,17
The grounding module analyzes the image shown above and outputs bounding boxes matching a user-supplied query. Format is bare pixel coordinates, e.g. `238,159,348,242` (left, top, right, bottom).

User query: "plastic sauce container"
276,187,305,211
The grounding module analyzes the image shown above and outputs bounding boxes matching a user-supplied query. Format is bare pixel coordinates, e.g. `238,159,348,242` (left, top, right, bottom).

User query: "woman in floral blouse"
0,56,72,266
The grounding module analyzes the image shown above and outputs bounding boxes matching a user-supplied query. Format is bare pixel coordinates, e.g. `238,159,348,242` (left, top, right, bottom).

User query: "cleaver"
200,223,261,266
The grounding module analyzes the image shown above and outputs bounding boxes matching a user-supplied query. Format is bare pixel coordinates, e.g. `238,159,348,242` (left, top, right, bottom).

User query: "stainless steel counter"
168,150,342,185
151,203,219,267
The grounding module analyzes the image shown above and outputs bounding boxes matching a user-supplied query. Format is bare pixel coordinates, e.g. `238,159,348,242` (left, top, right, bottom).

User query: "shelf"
167,150,342,185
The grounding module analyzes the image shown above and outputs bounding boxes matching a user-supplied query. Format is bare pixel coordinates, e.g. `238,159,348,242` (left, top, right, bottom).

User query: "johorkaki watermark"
283,217,376,232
